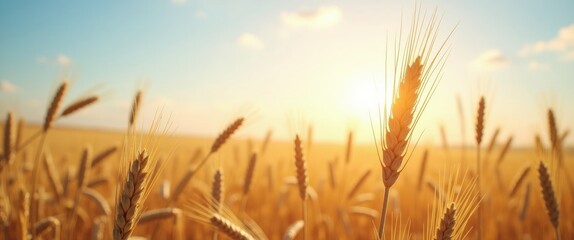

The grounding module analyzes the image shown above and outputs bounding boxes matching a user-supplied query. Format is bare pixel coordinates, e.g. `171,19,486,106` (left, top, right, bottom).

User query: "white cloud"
471,49,510,70
37,54,72,66
55,54,71,66
0,80,17,93
528,61,549,71
237,33,265,50
171,0,187,5
519,24,574,56
281,6,342,29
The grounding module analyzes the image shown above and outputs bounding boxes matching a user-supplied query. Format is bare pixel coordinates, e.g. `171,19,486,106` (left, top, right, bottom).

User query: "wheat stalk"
344,131,353,164
294,134,308,240
113,150,159,240
349,206,378,219
474,96,485,240
2,112,14,167
129,90,142,127
82,188,111,216
538,161,560,239
34,216,60,239
60,95,99,117
19,189,29,240
44,81,68,132
519,183,531,221
170,118,243,204
212,169,224,212
210,213,255,240
283,220,304,240
91,146,118,168
43,152,63,202
346,169,371,199
495,136,513,166
434,203,456,240
508,165,531,198
417,149,429,191
243,153,257,196
328,159,336,189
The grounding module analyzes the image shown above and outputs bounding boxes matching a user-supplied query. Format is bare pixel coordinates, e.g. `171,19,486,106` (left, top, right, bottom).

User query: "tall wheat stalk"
294,135,308,240
474,96,485,239
373,7,453,238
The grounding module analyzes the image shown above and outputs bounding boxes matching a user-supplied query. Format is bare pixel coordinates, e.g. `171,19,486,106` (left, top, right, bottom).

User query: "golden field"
1,122,572,239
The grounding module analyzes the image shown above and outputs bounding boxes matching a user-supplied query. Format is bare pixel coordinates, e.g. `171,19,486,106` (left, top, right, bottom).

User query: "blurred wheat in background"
1,1,574,240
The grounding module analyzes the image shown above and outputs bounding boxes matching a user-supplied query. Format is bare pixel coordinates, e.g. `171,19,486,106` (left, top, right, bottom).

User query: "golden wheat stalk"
374,7,453,237
495,136,513,166
82,188,111,216
417,149,429,191
129,90,142,127
113,150,160,240
349,206,378,219
44,81,68,132
170,118,243,205
537,161,560,239
474,96,485,240
434,203,456,240
33,217,60,239
243,153,257,196
346,169,371,199
91,146,118,168
328,159,336,189
508,165,531,198
43,152,63,202
2,112,14,167
294,134,308,240
19,190,30,240
210,214,254,240
519,183,531,221
283,220,304,240
344,131,353,164
60,95,99,117
212,169,224,212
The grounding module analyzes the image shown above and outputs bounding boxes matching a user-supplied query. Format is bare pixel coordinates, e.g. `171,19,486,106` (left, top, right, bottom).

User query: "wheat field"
1,2,574,240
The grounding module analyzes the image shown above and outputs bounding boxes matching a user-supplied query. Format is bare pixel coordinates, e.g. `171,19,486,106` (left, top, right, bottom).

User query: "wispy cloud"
563,50,574,61
0,80,17,93
237,33,265,50
519,24,574,57
281,6,342,29
37,54,72,66
528,61,549,71
471,49,510,70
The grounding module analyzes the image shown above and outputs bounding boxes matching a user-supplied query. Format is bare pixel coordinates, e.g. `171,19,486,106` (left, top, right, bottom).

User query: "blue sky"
1,0,573,147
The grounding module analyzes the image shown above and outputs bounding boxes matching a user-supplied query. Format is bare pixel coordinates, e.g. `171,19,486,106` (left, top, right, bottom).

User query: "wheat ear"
508,165,531,198
34,217,60,239
346,169,371,199
113,150,155,240
283,220,304,240
243,153,257,196
129,90,142,127
44,81,68,132
43,153,63,202
82,188,111,216
294,134,308,240
434,203,456,240
212,169,224,212
170,118,243,204
417,149,429,191
91,146,118,168
60,95,99,117
538,161,560,239
2,112,14,167
210,213,255,240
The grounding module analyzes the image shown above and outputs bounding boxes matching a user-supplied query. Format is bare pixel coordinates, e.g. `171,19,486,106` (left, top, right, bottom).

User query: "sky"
1,0,573,147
